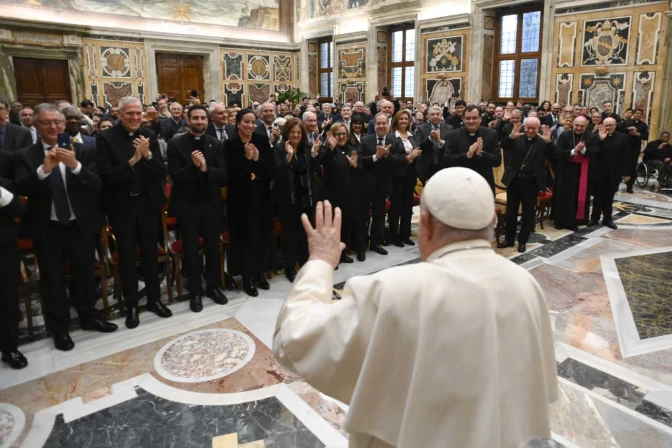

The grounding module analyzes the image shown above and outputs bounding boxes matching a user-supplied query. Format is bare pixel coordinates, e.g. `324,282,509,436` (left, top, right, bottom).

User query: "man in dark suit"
588,118,632,229
97,97,172,329
601,100,621,124
0,149,27,369
205,102,236,141
415,105,453,183
444,105,502,192
541,103,562,129
445,100,467,129
357,112,405,259
160,102,188,141
62,106,96,149
0,97,33,152
167,105,228,311
367,100,396,135
15,104,117,351
622,108,649,193
497,117,552,253
255,102,281,144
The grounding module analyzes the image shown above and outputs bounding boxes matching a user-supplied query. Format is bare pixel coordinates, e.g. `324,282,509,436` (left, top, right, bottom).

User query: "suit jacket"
594,132,632,190
501,135,549,191
96,123,166,215
541,114,561,128
620,119,649,151
358,134,405,197
15,142,102,242
205,122,236,141
643,140,672,163
82,135,97,149
415,121,453,182
390,131,420,178
254,121,275,140
167,133,227,218
444,127,502,191
0,150,23,245
2,122,33,152
160,117,189,141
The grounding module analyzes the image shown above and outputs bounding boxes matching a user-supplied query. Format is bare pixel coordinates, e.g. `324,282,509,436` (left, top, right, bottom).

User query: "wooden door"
13,58,71,107
156,54,204,105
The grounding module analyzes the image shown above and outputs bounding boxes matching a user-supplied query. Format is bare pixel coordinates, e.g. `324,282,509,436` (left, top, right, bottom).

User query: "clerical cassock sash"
568,152,590,220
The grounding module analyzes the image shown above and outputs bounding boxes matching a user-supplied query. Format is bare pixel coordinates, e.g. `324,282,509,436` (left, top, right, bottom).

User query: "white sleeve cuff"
580,148,586,155
570,149,575,156
372,155,378,162
71,161,82,175
0,188,14,207
37,165,51,180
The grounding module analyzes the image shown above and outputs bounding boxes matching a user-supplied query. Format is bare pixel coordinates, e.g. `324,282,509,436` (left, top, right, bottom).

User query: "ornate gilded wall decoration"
582,17,630,66
134,48,144,79
100,47,131,78
247,55,270,81
631,71,654,123
426,36,463,72
103,82,132,106
249,83,271,104
275,84,290,94
339,81,365,103
557,22,577,68
636,12,662,65
137,82,145,104
223,53,243,80
224,82,243,107
425,77,461,106
273,55,291,82
338,48,365,79
578,73,626,112
85,44,97,78
555,73,573,106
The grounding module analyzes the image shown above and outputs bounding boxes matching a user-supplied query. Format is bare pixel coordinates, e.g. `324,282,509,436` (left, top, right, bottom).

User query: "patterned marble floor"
2,186,672,447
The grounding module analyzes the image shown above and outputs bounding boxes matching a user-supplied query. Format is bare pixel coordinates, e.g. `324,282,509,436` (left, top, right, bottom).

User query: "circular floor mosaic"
154,329,255,383
0,403,25,448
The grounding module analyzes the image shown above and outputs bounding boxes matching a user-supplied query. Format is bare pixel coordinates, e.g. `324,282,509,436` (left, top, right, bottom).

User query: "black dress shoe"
626,187,634,193
243,279,258,297
340,254,354,263
256,275,270,290
554,224,564,230
357,251,366,261
206,288,228,305
587,219,600,227
391,239,404,248
81,318,118,333
370,245,388,255
403,238,415,246
190,294,204,312
125,307,140,329
518,243,527,253
225,273,238,291
568,226,579,232
146,301,172,318
603,221,618,230
496,241,515,249
53,332,75,352
2,350,28,369
285,269,297,283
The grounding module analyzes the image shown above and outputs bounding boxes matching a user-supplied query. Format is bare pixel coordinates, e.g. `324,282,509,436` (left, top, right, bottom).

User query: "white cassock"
274,239,558,448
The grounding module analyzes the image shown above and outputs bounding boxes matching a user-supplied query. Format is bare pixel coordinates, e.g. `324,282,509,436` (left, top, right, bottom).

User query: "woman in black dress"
348,113,365,146
223,109,274,296
272,117,320,282
319,122,360,265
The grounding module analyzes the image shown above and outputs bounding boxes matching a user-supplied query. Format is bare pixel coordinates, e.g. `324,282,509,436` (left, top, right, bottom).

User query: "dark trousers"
33,222,97,334
278,201,309,270
625,149,641,189
389,170,416,240
505,176,538,244
357,189,386,249
178,202,221,294
591,180,616,223
110,195,161,308
0,240,21,352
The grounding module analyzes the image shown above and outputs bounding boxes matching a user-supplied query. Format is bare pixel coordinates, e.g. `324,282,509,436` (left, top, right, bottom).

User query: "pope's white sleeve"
273,259,378,404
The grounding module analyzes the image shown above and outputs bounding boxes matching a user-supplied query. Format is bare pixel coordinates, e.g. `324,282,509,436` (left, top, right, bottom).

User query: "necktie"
46,146,71,223
378,138,384,146
217,128,226,141
267,126,272,138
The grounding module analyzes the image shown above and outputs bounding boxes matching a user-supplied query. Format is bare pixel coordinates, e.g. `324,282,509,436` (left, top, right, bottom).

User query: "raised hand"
376,144,390,159
660,143,668,149
55,146,78,170
311,138,321,157
284,140,294,157
271,125,281,143
540,125,552,143
430,128,440,142
133,136,151,158
129,148,143,167
488,120,498,128
326,131,337,150
503,111,512,121
43,149,60,173
244,142,255,160
575,141,585,154
510,122,523,139
467,142,478,159
191,150,201,167
598,124,608,141
475,137,484,155
345,150,358,168
301,201,346,269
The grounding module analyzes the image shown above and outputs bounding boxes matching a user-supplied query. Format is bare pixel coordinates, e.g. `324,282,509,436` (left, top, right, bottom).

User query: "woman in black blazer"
388,109,422,247
348,113,366,147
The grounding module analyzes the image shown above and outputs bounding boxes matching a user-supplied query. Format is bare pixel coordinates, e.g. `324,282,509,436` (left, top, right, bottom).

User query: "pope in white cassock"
273,167,558,448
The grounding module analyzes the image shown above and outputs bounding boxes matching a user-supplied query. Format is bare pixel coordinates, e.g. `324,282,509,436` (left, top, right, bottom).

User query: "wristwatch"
145,153,153,160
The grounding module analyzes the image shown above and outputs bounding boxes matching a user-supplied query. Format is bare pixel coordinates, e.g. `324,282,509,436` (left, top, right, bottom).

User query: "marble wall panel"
558,22,577,68
339,81,365,103
308,53,318,98
636,12,662,65
337,46,365,80
631,71,655,124
425,36,463,73
248,55,271,81
581,16,631,66
578,73,626,113
376,45,387,93
249,83,271,104
223,82,243,107
424,78,461,106
103,82,132,106
420,28,469,102
223,52,244,81
555,73,574,106
273,55,292,82
481,34,494,102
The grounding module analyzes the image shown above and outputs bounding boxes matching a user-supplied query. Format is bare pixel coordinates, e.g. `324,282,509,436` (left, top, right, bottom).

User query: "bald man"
588,118,631,229
367,100,395,135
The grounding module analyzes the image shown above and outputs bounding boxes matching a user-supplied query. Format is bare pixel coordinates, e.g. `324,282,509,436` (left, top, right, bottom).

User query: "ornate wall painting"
308,53,318,98
631,71,655,124
134,48,144,79
557,22,577,68
578,73,626,113
425,78,461,106
338,48,365,79
376,45,387,91
248,55,271,81
484,16,495,31
347,0,369,10
223,53,243,81
340,81,365,103
85,44,97,78
273,55,292,82
137,82,145,104
636,12,662,65
426,36,463,72
249,83,271,104
555,73,573,106
103,82,132,106
100,47,131,78
581,17,631,66
275,84,291,94
224,82,243,107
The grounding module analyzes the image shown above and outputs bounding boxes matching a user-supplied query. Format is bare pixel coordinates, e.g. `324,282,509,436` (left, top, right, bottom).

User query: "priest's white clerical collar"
194,136,201,140
527,138,533,141
469,133,476,136
128,132,134,136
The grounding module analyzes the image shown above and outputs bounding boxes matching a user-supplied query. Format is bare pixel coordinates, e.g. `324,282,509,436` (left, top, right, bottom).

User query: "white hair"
208,101,225,115
303,111,317,121
118,96,141,111
428,105,442,114
169,102,183,112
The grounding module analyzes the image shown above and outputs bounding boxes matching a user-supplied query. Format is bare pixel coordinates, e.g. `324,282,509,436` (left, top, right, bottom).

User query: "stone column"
300,38,310,96
367,22,379,102
659,11,672,133
468,7,484,102
538,0,555,102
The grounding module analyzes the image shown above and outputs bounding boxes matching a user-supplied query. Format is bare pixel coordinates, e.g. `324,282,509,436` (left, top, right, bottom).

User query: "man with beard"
445,100,466,128
552,116,595,231
480,102,496,127
622,108,649,193
588,118,631,229
62,107,96,148
167,105,228,311
444,105,501,192
643,131,672,183
541,103,562,129
601,100,621,124
415,105,453,183
497,118,552,253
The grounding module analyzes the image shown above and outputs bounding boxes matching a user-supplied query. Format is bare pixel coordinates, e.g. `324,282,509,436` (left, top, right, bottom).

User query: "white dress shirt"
36,141,82,221
395,130,414,154
372,135,387,162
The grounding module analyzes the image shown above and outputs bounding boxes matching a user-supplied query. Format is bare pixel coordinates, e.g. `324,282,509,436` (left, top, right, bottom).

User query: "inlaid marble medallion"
154,329,255,383
0,403,25,448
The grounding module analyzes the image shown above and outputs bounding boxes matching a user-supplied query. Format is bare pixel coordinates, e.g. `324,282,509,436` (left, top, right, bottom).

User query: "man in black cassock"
552,116,595,231
588,118,632,229
621,108,649,193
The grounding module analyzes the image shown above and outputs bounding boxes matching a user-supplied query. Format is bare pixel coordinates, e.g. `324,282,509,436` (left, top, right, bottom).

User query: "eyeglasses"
333,132,347,137
36,120,65,126
0,107,6,112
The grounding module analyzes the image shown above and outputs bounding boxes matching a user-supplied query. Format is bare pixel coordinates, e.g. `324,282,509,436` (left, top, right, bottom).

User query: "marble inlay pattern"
155,329,255,383
0,403,24,448
0,408,14,446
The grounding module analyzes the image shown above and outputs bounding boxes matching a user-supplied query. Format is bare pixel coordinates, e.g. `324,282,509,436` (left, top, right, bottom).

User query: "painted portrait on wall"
582,17,631,66
426,36,463,73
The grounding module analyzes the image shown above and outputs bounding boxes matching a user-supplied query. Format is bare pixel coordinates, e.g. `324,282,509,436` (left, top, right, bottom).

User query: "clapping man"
415,105,453,183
